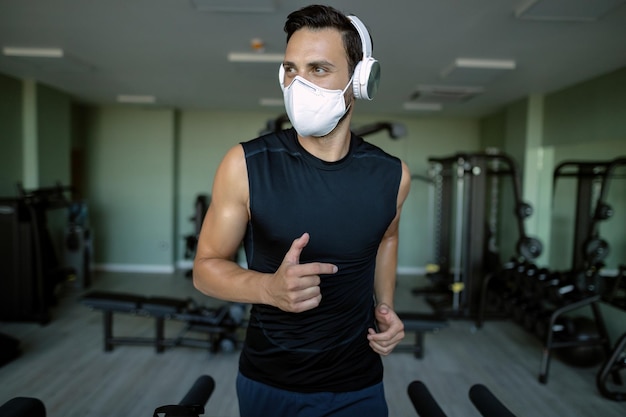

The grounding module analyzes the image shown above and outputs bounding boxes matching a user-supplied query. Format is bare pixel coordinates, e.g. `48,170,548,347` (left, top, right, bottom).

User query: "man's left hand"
367,303,405,356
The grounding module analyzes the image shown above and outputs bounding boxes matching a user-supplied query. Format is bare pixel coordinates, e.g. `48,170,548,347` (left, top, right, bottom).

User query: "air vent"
410,85,485,104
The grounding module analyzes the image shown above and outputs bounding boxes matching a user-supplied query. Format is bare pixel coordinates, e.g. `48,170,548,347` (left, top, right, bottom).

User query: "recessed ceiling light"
441,58,516,84
227,52,284,63
116,95,156,104
259,98,283,107
2,47,64,58
443,58,516,73
403,102,443,111
191,0,276,13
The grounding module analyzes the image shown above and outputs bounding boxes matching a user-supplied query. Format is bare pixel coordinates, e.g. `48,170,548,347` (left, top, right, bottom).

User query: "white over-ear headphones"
347,15,380,100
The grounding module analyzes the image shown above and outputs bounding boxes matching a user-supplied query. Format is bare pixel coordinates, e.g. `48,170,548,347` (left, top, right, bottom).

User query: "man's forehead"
285,28,347,65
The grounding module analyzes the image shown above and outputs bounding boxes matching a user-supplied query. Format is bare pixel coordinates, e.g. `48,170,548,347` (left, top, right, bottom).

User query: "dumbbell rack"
480,261,614,385
538,293,611,384
597,265,626,401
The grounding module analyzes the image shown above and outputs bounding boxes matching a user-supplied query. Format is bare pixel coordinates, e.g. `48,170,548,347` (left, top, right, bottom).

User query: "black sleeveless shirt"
239,128,401,393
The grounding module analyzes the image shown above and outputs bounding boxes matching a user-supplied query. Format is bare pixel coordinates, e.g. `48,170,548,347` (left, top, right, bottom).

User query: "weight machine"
183,194,211,277
553,156,626,274
0,183,75,324
416,151,541,319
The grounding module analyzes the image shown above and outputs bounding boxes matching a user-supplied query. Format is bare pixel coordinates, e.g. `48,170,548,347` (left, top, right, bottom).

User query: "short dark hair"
284,4,366,75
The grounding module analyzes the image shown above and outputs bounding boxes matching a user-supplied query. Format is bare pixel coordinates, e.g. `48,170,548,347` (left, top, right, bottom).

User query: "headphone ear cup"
353,57,380,100
278,64,285,90
352,61,364,99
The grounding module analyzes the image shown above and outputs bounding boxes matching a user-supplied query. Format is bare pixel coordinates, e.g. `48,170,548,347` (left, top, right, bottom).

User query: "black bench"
82,292,447,358
81,291,242,353
397,312,448,359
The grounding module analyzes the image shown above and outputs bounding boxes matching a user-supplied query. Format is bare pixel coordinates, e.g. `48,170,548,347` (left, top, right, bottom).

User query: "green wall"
0,78,72,256
37,84,72,188
0,73,23,196
84,106,176,271
544,68,626,147
35,83,73,253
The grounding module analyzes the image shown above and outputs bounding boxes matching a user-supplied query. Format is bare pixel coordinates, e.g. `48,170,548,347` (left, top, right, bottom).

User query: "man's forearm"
374,235,399,308
193,257,271,305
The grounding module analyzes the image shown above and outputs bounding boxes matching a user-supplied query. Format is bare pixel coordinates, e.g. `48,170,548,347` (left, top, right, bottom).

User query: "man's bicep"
196,145,249,261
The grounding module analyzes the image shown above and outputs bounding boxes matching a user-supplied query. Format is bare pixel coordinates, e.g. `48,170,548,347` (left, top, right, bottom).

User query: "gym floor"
0,271,624,417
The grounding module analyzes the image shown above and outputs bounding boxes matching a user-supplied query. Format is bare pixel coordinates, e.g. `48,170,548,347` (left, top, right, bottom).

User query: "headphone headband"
347,15,372,59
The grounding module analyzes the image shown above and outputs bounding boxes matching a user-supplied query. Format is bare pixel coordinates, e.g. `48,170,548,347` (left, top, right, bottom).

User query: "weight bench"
397,312,448,359
81,291,242,353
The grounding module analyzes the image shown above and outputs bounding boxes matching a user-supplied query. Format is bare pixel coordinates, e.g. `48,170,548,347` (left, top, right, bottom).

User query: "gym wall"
0,73,22,197
83,105,177,272
0,76,72,261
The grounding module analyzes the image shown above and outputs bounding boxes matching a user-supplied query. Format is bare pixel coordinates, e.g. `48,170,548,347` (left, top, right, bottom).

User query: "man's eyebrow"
308,60,336,69
282,60,336,69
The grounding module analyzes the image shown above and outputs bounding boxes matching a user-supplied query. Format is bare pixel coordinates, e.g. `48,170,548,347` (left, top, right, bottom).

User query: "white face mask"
281,75,352,137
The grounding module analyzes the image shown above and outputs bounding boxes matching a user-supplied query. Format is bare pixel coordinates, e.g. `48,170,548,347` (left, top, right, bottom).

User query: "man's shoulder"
243,129,293,146
353,135,400,164
241,129,294,155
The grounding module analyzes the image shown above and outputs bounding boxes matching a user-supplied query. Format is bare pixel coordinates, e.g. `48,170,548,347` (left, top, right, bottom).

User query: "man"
193,4,410,416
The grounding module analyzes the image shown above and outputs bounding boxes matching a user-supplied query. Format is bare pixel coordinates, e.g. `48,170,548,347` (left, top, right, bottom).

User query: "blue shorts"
236,373,388,417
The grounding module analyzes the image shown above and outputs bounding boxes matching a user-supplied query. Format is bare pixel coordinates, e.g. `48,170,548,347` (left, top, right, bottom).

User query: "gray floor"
0,271,624,417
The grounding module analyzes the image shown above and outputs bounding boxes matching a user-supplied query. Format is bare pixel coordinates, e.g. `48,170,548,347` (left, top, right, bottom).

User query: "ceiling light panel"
117,95,156,104
1,48,94,72
515,0,626,21
403,102,443,111
441,58,516,85
227,52,284,63
259,98,283,107
3,47,64,58
191,0,276,13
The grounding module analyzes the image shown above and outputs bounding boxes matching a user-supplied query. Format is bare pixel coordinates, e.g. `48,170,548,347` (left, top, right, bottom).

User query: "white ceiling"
1,0,625,118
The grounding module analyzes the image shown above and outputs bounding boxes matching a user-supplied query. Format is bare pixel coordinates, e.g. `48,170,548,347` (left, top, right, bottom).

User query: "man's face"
282,27,351,92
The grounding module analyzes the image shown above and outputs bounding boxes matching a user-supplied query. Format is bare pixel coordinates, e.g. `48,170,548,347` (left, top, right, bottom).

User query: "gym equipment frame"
418,151,541,320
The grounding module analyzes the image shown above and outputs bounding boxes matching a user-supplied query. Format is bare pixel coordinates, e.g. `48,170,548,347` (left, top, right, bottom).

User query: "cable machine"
417,151,542,319
0,183,75,324
553,156,626,274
